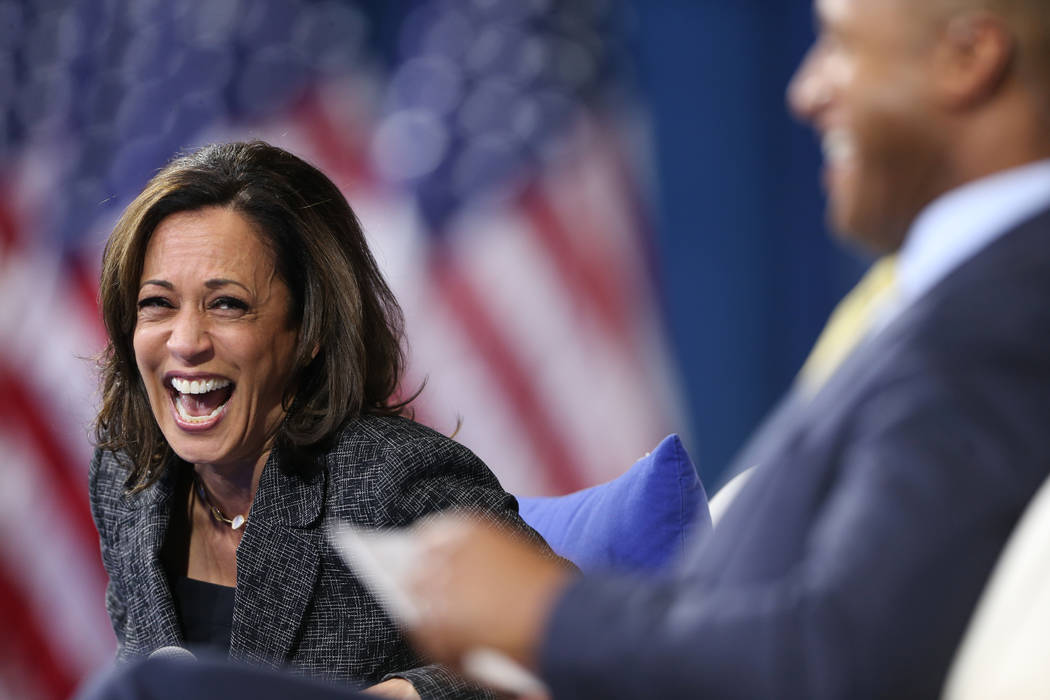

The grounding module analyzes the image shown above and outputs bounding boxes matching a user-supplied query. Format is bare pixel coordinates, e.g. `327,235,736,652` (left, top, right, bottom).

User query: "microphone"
148,646,196,662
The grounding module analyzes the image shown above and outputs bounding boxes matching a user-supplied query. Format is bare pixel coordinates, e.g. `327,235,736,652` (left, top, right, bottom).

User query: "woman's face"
133,206,300,473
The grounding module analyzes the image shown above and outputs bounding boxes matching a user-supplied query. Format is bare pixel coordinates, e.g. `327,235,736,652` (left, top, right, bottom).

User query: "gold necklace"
193,474,247,530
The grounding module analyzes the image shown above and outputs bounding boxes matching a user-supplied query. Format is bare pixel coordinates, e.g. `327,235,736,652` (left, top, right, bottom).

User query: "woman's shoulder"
321,413,493,495
90,448,170,516
328,413,476,466
317,418,562,552
89,447,140,534
90,447,131,499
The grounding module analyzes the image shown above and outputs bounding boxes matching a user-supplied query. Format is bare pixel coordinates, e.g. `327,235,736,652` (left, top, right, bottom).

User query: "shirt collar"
897,159,1050,307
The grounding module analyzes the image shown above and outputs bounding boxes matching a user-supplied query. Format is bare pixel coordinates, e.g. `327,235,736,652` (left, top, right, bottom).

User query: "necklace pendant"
231,514,246,530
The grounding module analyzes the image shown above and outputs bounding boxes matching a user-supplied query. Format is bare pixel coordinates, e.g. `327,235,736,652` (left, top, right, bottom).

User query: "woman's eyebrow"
204,278,251,293
138,279,252,293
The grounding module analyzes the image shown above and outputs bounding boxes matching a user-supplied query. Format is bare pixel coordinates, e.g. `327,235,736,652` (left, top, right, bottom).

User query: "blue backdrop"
631,0,871,487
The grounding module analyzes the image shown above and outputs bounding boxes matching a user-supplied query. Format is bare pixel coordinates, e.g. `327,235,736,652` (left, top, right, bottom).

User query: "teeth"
822,129,855,163
171,377,231,394
174,394,226,424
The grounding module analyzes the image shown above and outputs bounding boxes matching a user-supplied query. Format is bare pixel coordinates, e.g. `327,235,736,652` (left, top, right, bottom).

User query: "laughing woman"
90,141,555,700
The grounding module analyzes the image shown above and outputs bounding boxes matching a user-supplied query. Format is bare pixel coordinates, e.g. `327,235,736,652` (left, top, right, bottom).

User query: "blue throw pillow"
517,434,710,573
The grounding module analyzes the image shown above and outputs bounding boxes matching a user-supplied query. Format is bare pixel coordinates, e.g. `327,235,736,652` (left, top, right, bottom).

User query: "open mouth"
822,129,855,164
168,377,235,427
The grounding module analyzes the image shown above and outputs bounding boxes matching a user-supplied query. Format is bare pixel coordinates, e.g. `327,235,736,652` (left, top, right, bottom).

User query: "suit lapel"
230,448,325,667
704,310,917,545
720,387,810,482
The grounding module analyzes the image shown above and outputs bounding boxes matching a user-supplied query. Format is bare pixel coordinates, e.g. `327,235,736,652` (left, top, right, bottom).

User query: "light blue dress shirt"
898,159,1050,309
874,159,1050,329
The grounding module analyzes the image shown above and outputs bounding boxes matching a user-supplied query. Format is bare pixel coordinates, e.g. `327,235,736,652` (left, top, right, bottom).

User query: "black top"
172,576,235,653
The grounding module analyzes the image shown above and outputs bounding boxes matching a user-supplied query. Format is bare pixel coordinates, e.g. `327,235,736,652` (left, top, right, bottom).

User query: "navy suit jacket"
541,207,1050,699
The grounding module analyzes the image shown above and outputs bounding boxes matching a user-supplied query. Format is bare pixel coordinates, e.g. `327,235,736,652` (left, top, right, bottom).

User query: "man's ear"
934,12,1016,108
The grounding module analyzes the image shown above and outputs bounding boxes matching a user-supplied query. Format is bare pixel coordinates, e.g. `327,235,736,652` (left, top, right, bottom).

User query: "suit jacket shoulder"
89,445,182,657
322,414,520,528
89,446,130,533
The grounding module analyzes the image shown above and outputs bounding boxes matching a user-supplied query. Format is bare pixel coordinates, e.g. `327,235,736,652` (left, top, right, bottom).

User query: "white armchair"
942,474,1050,699
708,467,754,527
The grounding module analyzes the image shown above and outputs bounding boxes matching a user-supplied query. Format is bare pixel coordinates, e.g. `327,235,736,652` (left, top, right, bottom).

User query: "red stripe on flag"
0,561,78,700
519,183,636,346
0,188,16,256
0,366,99,551
429,251,586,495
293,90,375,190
595,122,663,289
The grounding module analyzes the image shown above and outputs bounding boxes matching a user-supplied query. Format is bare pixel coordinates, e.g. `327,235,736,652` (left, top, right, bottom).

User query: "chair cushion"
517,434,710,573
942,474,1050,699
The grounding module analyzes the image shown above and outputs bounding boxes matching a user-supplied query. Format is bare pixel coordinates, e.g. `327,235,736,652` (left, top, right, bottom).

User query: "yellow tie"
798,256,898,395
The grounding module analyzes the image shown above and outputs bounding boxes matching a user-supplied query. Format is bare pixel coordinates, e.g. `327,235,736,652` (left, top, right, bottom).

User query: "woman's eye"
211,296,248,312
137,297,173,310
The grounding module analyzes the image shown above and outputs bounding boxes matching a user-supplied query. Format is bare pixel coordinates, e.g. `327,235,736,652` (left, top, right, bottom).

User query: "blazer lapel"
117,473,182,655
699,313,917,552
230,448,325,668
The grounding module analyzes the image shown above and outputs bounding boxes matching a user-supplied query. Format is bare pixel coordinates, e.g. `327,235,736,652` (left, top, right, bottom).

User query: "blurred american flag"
0,0,684,697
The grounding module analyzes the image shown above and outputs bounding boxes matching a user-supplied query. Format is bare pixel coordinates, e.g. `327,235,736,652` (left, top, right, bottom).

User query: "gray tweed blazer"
90,413,543,699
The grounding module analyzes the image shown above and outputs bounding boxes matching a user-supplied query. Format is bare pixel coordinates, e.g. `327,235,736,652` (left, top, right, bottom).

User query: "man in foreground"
406,0,1050,697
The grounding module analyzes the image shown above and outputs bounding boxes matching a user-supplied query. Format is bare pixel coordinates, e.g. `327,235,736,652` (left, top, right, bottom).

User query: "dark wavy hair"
95,140,412,491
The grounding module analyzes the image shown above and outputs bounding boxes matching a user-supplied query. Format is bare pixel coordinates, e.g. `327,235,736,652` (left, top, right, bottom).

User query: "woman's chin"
165,438,226,467
159,413,233,467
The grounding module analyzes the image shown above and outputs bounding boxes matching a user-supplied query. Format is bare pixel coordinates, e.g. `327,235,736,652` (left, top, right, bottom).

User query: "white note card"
327,520,548,697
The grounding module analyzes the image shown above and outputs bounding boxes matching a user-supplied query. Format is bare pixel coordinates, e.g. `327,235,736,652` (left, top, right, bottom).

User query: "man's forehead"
814,0,848,23
813,0,881,29
814,0,942,32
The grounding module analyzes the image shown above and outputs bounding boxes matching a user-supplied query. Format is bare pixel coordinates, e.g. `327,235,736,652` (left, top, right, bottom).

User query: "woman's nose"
166,309,213,363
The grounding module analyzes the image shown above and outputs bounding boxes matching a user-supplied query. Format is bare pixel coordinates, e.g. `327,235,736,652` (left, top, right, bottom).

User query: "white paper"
327,520,548,697
328,521,424,625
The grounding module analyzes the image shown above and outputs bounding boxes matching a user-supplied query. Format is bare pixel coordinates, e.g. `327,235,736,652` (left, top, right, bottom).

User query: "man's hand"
406,514,577,671
362,678,420,699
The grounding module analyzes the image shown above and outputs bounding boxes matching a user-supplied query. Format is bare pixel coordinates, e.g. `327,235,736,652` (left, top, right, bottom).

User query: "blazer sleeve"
88,447,128,656
368,419,552,549
351,419,560,699
382,663,495,700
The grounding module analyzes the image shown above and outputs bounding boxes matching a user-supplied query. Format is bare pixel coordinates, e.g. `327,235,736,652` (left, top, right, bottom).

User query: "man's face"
788,0,953,252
